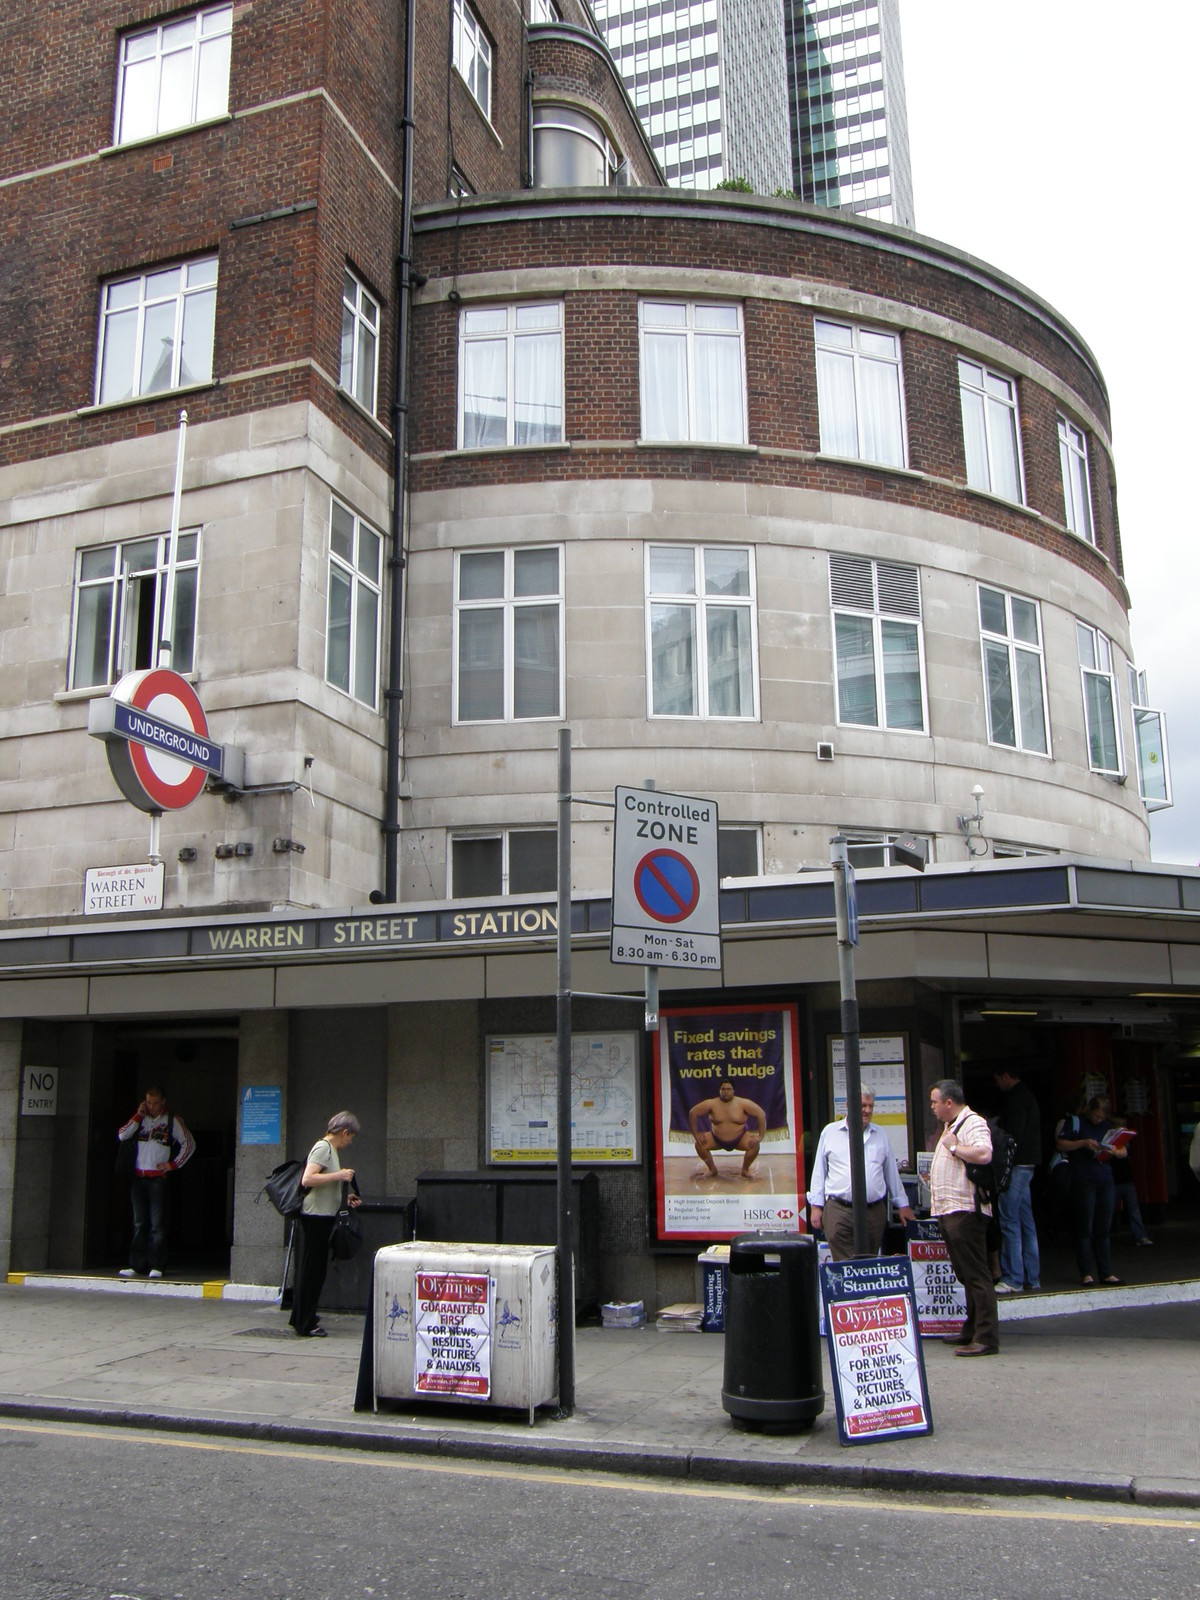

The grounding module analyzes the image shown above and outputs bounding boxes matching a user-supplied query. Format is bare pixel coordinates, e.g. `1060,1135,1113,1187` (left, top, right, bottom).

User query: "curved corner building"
0,0,1190,1302
403,187,1158,894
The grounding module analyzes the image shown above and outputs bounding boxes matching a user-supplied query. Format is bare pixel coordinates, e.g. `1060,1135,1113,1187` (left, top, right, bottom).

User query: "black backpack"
259,1158,306,1218
962,1116,1018,1200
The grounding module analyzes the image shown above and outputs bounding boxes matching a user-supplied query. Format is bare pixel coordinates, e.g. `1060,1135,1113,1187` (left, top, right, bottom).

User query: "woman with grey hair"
288,1111,362,1338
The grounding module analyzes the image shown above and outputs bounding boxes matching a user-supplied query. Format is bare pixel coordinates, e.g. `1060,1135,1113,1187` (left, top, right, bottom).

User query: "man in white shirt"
808,1090,914,1259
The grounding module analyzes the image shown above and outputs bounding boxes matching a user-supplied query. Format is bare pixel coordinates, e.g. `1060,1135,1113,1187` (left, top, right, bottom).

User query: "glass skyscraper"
594,0,913,228
784,0,914,226
591,0,791,193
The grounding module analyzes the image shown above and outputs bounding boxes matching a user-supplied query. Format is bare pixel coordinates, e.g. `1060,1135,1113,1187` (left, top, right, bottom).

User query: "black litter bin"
721,1232,824,1430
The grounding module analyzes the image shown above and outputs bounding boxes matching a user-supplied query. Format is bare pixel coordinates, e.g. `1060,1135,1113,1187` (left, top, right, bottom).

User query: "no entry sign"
611,786,721,970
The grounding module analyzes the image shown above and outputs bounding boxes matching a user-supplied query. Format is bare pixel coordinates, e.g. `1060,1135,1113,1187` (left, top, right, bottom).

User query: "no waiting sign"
610,785,721,971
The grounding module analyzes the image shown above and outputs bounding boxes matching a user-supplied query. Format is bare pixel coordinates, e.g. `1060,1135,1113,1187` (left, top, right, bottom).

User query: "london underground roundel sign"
103,669,215,812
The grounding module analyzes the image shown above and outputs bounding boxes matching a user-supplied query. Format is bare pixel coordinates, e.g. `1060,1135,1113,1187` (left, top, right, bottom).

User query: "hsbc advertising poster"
652,1004,805,1243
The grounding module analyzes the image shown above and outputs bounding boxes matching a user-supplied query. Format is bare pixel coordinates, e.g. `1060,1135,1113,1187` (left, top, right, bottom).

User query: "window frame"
325,497,383,711
532,103,622,188
68,531,201,691
95,257,219,407
977,584,1051,757
717,826,763,880
114,3,233,146
457,301,565,450
1128,665,1172,811
1057,414,1095,543
645,543,760,721
814,317,907,468
449,828,558,897
638,299,748,446
829,553,928,734
453,545,565,725
958,357,1025,504
340,269,380,417
1076,621,1124,778
452,0,493,120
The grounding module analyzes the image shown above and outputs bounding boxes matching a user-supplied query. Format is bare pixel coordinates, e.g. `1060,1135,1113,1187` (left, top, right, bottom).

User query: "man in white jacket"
116,1085,195,1279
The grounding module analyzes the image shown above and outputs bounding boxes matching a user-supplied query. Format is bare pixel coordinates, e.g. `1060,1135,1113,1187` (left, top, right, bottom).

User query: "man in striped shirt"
929,1079,998,1357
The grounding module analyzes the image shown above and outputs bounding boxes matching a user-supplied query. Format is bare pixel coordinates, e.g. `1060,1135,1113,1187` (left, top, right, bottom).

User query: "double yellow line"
2,1418,1197,1533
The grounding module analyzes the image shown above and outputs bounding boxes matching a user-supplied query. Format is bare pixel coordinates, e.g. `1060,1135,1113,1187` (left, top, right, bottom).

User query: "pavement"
4,1249,1200,1509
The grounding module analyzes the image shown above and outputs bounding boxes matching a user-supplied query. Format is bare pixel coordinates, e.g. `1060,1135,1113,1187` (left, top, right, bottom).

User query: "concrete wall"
0,1021,20,1273
0,404,393,923
386,1000,482,1193
401,474,1149,901
230,1011,289,1287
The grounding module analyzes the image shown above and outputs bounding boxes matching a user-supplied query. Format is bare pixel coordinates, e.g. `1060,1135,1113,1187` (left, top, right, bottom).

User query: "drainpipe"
381,0,418,905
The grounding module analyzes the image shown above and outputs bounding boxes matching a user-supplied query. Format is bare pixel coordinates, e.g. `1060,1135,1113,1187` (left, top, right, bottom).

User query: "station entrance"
85,1018,238,1278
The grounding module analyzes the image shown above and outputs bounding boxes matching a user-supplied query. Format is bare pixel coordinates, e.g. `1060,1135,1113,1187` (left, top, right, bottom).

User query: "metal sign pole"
830,835,869,1256
555,726,576,1415
157,408,188,669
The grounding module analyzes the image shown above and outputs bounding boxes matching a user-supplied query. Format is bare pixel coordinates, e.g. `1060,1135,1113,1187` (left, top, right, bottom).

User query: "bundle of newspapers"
601,1300,646,1328
655,1302,703,1333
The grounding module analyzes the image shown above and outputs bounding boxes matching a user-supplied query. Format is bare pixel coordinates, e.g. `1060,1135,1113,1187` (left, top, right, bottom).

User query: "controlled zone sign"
88,668,243,813
610,786,720,970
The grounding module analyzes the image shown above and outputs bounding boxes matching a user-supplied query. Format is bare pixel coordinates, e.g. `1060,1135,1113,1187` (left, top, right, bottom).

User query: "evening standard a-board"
821,1255,932,1445
610,785,721,970
413,1270,494,1399
906,1218,968,1335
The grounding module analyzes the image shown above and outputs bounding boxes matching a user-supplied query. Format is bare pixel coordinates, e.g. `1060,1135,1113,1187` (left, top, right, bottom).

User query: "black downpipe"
382,0,417,904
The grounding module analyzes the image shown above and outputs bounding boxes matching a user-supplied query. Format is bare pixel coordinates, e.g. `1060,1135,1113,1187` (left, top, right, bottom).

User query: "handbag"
260,1158,306,1218
330,1207,363,1260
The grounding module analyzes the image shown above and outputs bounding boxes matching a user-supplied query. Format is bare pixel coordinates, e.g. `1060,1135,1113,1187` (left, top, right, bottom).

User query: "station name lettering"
451,907,557,937
333,916,421,945
204,924,306,952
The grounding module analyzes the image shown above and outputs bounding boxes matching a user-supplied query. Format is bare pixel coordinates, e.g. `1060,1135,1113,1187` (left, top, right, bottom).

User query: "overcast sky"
897,0,1199,864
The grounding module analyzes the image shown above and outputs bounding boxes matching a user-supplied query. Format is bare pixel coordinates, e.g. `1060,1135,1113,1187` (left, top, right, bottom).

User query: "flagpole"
158,408,188,668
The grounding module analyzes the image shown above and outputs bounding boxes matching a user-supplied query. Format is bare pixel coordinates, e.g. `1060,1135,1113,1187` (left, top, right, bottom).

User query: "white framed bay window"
96,258,217,405
454,546,563,722
1058,414,1094,542
829,553,926,732
459,303,563,448
115,3,232,145
978,585,1049,755
452,0,492,119
1077,621,1123,777
1129,665,1172,810
815,318,906,466
639,301,746,445
69,532,200,689
340,269,379,416
325,499,382,709
646,544,757,719
959,358,1023,503
450,828,558,896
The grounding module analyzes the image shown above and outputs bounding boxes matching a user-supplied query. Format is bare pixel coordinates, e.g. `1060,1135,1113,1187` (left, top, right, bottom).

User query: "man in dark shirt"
993,1069,1041,1293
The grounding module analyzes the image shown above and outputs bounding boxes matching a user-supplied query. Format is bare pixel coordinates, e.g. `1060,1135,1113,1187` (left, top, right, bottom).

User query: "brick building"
1,0,1197,1303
